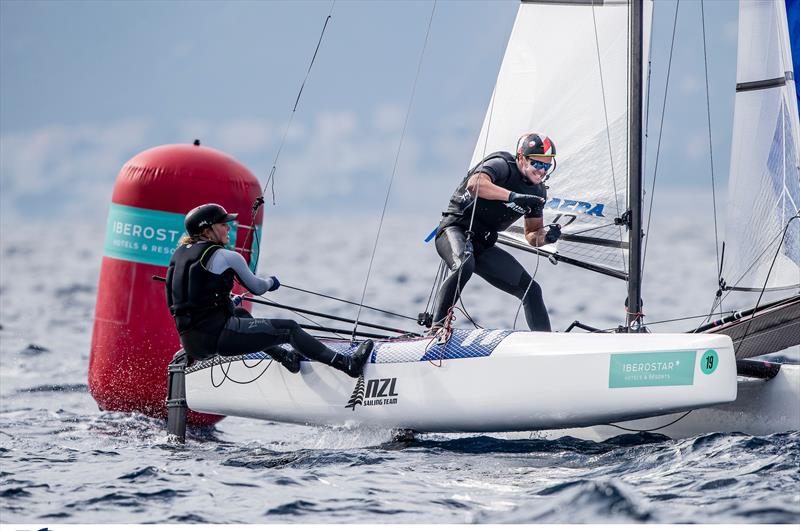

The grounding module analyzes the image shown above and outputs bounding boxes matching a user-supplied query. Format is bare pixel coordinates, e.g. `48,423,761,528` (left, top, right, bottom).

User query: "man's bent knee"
450,253,476,274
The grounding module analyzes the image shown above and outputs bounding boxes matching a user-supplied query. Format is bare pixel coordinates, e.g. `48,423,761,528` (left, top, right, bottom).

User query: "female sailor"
165,203,373,377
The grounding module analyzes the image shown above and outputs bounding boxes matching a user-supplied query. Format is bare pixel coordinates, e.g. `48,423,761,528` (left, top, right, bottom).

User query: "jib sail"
471,0,652,279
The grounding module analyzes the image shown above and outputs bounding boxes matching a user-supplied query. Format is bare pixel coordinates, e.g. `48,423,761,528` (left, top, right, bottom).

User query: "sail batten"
736,74,791,92
726,284,800,293
521,0,626,5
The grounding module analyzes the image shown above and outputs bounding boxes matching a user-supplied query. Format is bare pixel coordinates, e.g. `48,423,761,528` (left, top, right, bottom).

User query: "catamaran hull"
185,330,738,434
542,363,800,441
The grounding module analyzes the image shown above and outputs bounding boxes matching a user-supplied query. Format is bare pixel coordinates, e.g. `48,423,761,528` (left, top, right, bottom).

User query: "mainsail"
472,0,652,279
722,0,800,302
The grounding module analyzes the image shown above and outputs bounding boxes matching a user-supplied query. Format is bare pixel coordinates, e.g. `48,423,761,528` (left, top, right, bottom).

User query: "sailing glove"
544,224,561,244
508,192,545,209
267,276,281,292
230,294,243,306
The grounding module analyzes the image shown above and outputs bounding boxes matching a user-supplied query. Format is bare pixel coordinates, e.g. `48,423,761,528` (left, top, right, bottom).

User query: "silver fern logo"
345,375,365,410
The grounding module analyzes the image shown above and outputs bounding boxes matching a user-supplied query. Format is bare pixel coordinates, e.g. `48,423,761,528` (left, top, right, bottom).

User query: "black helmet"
516,132,556,158
184,203,238,235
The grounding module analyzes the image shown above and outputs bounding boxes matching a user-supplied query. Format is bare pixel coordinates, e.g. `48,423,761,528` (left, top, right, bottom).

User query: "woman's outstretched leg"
217,315,373,377
228,307,301,372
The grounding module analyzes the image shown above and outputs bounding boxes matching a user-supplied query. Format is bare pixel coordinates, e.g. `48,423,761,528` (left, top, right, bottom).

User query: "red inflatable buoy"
88,143,263,426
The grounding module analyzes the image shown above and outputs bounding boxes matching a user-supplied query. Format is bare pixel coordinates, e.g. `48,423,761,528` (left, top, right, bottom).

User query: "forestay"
723,0,800,304
472,0,652,279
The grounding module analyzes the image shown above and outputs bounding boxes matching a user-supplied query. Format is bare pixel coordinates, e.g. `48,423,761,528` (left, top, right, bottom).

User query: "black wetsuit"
165,241,345,365
433,152,551,331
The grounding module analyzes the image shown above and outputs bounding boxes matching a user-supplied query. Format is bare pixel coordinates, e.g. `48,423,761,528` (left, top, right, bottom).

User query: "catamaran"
168,0,799,442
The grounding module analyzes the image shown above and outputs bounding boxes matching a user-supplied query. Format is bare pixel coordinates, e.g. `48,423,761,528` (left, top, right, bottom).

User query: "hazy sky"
1,0,738,223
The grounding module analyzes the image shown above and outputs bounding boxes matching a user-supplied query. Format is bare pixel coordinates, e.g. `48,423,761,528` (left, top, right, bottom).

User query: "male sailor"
165,203,373,376
432,132,560,332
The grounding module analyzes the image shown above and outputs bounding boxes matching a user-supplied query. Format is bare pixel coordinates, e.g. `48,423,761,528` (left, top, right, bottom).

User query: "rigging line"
563,221,620,237
692,293,723,332
700,214,797,329
591,2,626,272
281,283,417,321
642,0,655,168
513,250,541,330
641,0,680,279
253,293,348,340
604,410,693,433
451,11,506,324
700,0,722,289
442,0,528,326
240,1,336,256
643,309,733,327
437,8,501,329
241,355,268,369
211,357,275,388
351,0,437,341
452,91,497,316
264,0,336,199
446,88,499,325
707,221,794,317
735,214,799,353
424,261,447,318
590,307,737,332
640,0,654,256
452,303,482,330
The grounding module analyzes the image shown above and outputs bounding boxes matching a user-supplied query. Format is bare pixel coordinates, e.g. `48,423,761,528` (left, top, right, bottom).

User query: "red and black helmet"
516,132,556,159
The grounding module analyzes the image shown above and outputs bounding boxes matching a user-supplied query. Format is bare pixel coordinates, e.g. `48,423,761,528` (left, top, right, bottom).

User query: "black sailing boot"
265,346,301,374
330,340,374,378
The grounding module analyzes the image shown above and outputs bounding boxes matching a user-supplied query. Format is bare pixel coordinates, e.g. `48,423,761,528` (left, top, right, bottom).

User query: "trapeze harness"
165,241,348,364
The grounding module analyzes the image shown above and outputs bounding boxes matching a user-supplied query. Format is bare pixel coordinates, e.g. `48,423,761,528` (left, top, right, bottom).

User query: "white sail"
472,0,652,278
723,0,800,299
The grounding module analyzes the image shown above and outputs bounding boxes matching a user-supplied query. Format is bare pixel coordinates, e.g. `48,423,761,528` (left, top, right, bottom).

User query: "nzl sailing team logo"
345,376,399,410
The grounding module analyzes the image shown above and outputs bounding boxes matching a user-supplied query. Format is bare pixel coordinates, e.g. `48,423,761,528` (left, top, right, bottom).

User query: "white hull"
185,329,754,437
541,363,800,441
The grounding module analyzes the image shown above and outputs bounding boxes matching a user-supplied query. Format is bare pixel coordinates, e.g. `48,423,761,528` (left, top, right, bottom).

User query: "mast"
626,0,644,332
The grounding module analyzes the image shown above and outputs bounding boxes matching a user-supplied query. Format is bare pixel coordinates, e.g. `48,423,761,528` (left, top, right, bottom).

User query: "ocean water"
1,216,798,524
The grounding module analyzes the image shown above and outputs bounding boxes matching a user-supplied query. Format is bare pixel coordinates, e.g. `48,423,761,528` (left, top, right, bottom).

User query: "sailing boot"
265,346,301,373
329,340,374,378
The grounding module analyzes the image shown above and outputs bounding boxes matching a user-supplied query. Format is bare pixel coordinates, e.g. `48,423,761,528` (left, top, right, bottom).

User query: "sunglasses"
527,159,552,171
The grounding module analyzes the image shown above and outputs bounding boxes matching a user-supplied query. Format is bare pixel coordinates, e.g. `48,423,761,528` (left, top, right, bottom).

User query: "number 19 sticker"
701,349,718,375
